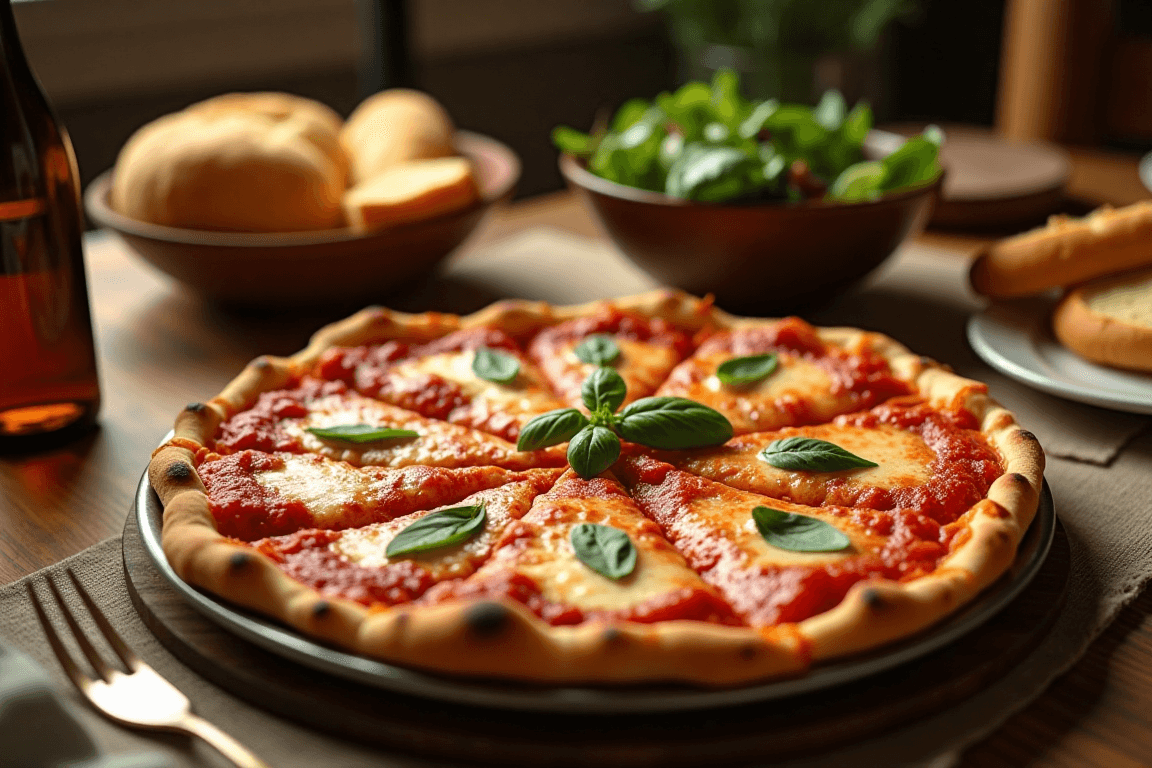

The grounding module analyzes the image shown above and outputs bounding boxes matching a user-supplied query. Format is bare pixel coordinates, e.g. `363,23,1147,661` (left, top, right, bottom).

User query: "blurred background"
11,0,1151,201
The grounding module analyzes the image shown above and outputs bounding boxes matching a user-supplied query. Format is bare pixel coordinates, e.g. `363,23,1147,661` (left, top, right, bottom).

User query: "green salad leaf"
552,70,941,205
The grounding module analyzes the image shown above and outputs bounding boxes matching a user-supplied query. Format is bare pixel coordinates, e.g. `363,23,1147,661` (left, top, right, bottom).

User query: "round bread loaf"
970,201,1152,298
112,94,347,232
1052,267,1152,372
342,157,478,230
341,89,455,184
188,92,348,186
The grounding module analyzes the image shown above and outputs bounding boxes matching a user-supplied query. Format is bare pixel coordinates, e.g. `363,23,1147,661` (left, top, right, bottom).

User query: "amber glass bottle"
0,0,100,441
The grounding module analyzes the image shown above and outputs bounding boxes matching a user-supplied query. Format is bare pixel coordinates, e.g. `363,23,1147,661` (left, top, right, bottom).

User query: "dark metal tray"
134,470,1055,714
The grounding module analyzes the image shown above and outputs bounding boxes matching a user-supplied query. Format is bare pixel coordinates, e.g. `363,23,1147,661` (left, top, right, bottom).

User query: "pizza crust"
151,289,1045,685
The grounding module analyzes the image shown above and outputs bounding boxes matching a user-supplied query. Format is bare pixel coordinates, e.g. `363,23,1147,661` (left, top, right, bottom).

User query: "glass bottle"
0,0,100,442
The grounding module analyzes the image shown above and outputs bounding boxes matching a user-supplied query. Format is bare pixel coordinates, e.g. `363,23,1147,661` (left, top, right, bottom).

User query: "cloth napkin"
1,229,1150,767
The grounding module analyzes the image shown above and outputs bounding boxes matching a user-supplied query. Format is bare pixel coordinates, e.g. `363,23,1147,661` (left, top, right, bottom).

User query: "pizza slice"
315,328,566,442
197,450,546,540
213,377,564,470
656,318,910,435
660,399,1003,522
527,308,693,409
248,468,562,607
422,469,739,626
616,454,952,627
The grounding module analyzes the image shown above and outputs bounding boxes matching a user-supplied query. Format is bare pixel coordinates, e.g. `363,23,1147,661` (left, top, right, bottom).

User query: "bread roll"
112,94,347,232
188,92,348,186
1052,267,1152,372
970,201,1152,298
342,157,478,230
341,89,455,184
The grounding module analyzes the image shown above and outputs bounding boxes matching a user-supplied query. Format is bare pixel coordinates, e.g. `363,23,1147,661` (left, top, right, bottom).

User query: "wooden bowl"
85,131,519,305
560,133,942,312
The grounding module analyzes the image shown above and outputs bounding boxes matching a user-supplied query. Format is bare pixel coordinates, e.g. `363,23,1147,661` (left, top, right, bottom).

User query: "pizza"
150,290,1044,685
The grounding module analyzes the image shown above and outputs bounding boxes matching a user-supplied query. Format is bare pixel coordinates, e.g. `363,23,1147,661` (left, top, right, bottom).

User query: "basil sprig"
717,353,778,386
759,437,878,472
752,506,850,552
570,523,637,579
615,397,733,450
472,346,520,383
574,334,621,366
306,424,419,443
566,426,621,481
581,366,627,412
516,408,588,452
517,368,733,478
386,503,486,558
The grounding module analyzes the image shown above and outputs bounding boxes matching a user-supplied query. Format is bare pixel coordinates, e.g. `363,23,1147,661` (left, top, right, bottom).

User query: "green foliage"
552,69,940,205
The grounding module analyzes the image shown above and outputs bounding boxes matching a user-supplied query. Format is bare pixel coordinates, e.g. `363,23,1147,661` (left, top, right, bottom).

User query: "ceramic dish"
133,467,1055,714
559,130,942,313
968,297,1152,414
84,131,519,306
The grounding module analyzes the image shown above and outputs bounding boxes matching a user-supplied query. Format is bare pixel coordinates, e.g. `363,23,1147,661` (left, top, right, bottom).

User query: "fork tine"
44,574,118,682
66,568,140,671
27,582,92,693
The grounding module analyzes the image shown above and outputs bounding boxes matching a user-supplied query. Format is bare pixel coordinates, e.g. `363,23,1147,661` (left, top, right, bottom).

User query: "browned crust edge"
969,201,1152,298
152,288,1044,685
1052,283,1152,373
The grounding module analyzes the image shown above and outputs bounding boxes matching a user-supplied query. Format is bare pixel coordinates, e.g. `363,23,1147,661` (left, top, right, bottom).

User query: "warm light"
0,403,84,435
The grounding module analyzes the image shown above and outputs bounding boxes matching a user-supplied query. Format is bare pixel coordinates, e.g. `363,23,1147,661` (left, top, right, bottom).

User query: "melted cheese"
658,352,858,434
550,338,681,408
674,424,934,506
282,391,526,469
473,472,723,613
256,455,370,527
333,474,554,579
393,351,563,418
254,455,528,530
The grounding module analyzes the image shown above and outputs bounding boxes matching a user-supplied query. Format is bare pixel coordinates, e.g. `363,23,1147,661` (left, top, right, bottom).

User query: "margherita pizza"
150,291,1043,685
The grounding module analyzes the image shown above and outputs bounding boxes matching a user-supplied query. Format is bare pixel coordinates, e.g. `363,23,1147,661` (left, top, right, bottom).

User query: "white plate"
967,296,1152,414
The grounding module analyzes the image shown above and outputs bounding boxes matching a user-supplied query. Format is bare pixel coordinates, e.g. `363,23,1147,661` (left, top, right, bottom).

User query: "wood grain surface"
2,158,1152,764
122,501,1069,767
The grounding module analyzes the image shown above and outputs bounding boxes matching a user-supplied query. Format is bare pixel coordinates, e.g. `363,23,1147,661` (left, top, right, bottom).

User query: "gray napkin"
0,642,174,768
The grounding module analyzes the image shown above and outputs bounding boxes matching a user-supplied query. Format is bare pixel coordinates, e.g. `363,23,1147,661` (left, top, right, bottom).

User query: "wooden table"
2,146,1150,767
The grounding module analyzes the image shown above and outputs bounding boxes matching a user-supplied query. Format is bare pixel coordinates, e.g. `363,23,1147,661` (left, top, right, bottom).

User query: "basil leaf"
716,353,778,385
570,522,637,580
516,408,589,452
758,437,879,472
828,160,886,202
581,367,627,413
665,143,758,202
752,506,850,552
472,346,520,383
306,424,418,443
574,334,621,366
552,126,597,157
566,425,621,478
386,504,487,557
881,134,941,191
813,89,846,131
616,397,733,450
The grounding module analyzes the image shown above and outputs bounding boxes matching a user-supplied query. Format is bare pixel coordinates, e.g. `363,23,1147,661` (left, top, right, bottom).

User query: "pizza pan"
133,469,1055,714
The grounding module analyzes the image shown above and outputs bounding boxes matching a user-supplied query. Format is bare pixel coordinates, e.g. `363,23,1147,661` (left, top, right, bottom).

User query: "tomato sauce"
198,451,313,540
253,529,436,606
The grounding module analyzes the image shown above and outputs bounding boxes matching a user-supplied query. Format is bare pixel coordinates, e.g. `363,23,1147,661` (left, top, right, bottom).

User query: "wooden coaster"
883,124,1070,229
121,512,1071,767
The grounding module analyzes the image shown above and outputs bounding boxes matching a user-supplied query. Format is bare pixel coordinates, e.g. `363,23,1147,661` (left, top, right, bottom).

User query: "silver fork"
28,569,270,768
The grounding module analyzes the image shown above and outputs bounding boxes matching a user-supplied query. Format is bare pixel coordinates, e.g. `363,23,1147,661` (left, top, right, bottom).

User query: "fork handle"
180,714,271,768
